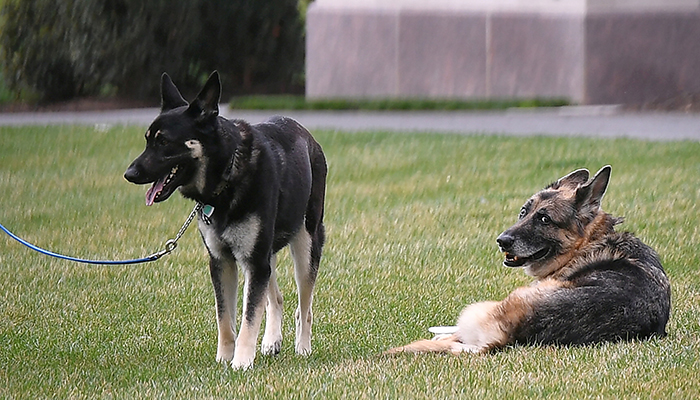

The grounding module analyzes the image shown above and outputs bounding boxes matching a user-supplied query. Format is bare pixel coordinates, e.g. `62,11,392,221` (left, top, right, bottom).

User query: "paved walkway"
1,105,700,141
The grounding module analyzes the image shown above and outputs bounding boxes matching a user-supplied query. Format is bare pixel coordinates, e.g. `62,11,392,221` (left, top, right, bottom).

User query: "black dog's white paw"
261,339,282,356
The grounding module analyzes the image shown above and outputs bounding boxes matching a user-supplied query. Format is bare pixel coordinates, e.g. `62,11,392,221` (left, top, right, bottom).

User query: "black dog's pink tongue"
145,177,166,206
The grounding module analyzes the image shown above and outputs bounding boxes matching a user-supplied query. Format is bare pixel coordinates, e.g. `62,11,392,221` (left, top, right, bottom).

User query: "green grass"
1,125,699,399
229,95,570,111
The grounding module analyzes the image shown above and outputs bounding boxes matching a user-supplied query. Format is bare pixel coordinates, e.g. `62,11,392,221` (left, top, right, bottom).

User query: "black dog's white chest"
199,215,261,261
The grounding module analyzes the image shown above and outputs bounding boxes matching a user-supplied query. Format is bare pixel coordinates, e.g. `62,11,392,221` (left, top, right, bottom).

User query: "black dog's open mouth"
145,165,182,206
503,247,550,267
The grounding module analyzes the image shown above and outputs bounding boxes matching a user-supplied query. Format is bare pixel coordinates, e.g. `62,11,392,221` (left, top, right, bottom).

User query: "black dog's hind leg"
292,150,326,356
261,253,284,356
290,229,314,355
290,220,324,355
210,255,238,363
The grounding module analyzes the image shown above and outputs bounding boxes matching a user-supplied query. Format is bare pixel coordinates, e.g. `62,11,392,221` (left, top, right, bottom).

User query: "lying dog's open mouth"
503,247,550,267
145,165,182,206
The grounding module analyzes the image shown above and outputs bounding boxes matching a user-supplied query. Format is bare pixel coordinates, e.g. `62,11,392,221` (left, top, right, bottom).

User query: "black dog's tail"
305,137,327,281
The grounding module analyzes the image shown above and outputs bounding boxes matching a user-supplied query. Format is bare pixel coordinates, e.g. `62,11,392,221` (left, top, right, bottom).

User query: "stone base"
306,1,700,104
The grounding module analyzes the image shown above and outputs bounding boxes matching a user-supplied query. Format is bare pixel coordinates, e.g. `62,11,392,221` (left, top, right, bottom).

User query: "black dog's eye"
539,214,552,225
156,135,169,146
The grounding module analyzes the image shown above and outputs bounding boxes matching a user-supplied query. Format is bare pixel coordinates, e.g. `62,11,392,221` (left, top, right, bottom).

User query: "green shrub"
196,0,305,95
0,0,304,102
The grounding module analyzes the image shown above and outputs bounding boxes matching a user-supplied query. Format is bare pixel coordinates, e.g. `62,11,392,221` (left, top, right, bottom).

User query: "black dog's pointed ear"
575,165,611,211
160,73,188,112
188,71,221,121
555,168,590,189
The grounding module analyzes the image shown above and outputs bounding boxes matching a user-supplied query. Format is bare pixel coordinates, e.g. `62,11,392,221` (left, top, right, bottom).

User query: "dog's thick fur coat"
125,72,326,369
386,166,671,355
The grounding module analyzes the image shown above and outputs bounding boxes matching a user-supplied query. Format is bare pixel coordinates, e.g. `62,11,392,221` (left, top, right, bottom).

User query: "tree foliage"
0,0,305,102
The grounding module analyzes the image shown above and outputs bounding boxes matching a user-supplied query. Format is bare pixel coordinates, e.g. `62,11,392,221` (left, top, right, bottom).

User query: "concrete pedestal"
306,0,700,104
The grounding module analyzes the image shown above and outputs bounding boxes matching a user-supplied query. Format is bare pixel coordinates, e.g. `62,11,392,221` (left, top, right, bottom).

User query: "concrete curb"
1,106,699,141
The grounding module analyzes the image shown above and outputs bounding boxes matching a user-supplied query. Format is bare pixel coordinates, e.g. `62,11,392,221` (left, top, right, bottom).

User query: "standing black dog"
124,72,326,370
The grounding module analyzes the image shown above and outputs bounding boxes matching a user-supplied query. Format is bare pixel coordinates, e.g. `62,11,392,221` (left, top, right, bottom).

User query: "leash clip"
146,204,200,261
164,239,178,253
147,239,178,261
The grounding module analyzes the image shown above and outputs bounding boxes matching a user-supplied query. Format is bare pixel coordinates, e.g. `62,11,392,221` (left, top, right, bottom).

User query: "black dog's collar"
203,121,253,224
212,152,235,197
212,121,250,198
202,144,236,225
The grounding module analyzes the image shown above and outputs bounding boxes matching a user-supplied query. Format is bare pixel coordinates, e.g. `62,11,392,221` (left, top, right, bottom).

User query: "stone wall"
306,0,700,104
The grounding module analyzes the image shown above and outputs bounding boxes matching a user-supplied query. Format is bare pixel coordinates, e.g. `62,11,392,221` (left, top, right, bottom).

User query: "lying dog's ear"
188,71,221,122
161,73,188,112
575,165,611,212
554,168,589,189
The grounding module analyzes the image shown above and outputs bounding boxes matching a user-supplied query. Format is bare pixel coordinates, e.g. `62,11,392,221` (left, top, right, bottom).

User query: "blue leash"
0,203,200,265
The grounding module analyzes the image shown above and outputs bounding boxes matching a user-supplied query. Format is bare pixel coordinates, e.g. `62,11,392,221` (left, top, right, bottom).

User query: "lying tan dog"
386,166,671,355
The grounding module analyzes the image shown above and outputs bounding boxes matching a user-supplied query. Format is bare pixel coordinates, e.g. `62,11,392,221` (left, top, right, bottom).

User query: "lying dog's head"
496,165,615,277
124,72,222,205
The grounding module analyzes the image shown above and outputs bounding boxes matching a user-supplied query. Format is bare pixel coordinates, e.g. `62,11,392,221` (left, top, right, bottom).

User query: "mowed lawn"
1,124,699,398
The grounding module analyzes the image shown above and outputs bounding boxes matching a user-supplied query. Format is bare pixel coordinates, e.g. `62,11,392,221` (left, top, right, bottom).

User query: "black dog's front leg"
210,255,238,363
231,255,271,370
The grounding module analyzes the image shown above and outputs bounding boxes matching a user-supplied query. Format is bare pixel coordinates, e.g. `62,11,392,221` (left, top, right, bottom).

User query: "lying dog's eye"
518,208,527,219
539,214,551,224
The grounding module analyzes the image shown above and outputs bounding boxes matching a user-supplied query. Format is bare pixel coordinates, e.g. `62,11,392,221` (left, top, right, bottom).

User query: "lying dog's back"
511,231,670,346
